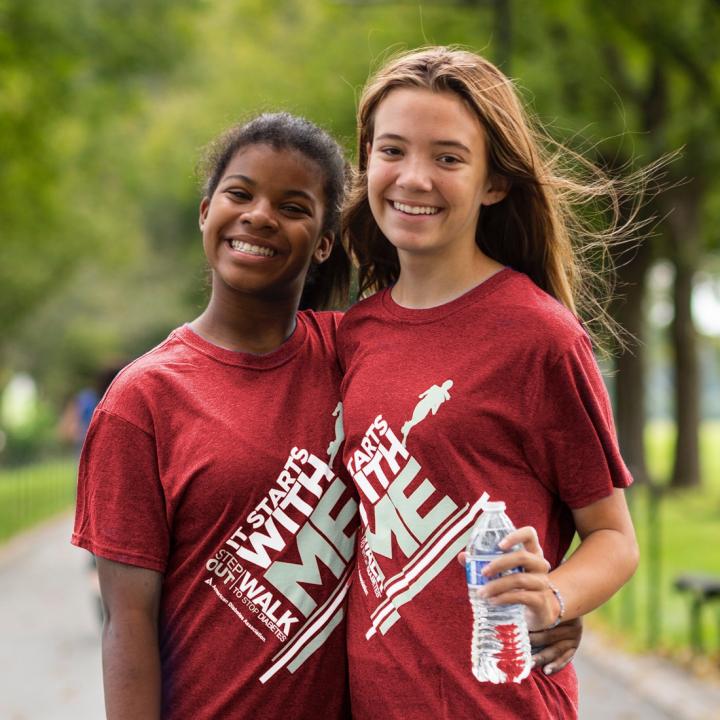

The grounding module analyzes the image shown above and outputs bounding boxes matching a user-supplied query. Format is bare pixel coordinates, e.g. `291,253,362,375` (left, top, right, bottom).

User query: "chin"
387,235,441,255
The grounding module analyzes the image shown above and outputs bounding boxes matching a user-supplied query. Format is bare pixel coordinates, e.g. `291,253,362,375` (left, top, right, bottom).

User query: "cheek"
367,160,390,197
291,227,322,262
442,177,479,210
367,191,386,222
200,225,212,253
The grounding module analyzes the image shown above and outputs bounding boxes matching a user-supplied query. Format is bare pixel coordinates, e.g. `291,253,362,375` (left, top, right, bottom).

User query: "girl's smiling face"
199,144,332,303
366,87,507,263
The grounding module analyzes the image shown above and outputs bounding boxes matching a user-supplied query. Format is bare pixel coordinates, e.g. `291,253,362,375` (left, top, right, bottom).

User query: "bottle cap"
484,500,506,511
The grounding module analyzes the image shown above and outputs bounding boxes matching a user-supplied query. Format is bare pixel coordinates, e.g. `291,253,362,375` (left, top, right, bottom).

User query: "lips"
391,200,441,216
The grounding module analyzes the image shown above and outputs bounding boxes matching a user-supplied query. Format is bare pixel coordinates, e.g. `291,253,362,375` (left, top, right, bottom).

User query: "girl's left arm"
477,488,638,631
548,487,638,621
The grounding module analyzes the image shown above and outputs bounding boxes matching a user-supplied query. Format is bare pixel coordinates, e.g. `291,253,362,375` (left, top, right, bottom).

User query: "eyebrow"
224,174,255,185
375,133,471,154
222,174,315,201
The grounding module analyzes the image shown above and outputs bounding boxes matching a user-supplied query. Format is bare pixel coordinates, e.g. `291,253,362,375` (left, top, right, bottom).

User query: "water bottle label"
466,557,522,586
466,558,492,586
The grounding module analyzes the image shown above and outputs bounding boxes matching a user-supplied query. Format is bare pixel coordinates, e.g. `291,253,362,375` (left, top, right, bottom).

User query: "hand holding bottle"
474,525,563,632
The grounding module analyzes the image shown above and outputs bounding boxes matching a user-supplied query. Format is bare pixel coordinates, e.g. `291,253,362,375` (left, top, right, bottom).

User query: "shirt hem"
72,533,167,574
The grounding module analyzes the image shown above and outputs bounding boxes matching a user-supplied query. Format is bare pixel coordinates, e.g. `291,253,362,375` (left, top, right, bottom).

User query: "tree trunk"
492,0,512,72
667,185,702,489
611,240,652,485
603,58,669,487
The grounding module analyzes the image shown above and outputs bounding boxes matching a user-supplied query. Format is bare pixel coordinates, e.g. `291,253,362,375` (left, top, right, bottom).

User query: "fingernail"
544,666,554,675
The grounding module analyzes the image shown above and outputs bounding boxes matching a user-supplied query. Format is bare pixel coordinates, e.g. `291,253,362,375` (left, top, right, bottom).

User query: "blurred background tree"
1,0,719,493
513,0,720,489
0,0,200,412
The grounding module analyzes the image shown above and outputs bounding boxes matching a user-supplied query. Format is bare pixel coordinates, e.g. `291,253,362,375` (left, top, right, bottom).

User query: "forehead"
222,144,325,202
372,87,485,147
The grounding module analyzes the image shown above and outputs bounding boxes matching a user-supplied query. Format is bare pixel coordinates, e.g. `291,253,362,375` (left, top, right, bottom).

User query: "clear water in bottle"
465,500,532,684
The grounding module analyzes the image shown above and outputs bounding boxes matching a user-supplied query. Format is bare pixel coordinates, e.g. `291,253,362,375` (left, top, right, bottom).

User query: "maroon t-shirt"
73,315,357,719
337,269,632,720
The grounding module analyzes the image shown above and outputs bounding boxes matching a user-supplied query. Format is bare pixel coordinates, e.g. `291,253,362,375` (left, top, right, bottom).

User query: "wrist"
543,581,566,630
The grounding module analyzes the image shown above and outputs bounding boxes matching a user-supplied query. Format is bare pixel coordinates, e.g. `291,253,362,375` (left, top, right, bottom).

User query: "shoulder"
337,291,384,340
298,309,344,357
493,269,590,363
341,290,384,324
99,328,191,423
300,308,344,335
335,291,386,368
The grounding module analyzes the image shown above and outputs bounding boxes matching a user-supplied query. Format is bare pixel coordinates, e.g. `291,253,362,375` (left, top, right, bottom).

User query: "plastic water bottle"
465,501,532,684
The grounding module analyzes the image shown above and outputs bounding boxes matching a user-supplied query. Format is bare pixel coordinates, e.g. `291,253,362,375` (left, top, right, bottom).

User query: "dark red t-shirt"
73,315,357,719
337,269,632,720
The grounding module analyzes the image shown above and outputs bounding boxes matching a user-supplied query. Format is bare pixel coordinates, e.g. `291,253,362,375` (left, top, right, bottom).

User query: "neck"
391,246,504,309
191,280,300,354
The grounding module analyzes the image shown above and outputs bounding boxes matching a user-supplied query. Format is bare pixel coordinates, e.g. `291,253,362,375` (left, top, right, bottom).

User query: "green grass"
645,419,720,488
589,420,720,662
0,458,77,543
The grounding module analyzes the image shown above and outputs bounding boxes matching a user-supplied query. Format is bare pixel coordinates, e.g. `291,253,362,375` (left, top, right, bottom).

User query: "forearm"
102,609,162,720
550,525,638,621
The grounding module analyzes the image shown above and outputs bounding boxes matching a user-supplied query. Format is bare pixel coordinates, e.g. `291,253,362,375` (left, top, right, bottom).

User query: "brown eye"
228,189,251,200
282,204,311,216
380,147,402,157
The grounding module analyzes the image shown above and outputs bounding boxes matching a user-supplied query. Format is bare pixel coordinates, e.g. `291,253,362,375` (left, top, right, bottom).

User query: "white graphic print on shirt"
346,381,488,640
401,380,453,446
204,403,358,684
327,401,344,466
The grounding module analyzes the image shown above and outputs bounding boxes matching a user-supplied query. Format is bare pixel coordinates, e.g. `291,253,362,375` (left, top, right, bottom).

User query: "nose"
396,155,433,193
240,199,278,231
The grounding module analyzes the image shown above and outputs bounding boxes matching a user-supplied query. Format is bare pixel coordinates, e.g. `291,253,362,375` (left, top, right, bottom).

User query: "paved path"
576,628,720,720
0,513,104,720
576,651,675,719
1,513,719,719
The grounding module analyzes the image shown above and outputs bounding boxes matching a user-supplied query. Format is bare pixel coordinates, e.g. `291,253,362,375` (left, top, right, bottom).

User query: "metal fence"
0,458,77,543
597,483,720,662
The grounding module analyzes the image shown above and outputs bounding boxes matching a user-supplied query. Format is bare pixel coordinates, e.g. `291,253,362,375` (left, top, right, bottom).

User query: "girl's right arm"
97,557,163,720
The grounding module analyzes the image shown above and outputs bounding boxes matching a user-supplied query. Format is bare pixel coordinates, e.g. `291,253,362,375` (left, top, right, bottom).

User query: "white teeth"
392,201,439,215
230,240,276,257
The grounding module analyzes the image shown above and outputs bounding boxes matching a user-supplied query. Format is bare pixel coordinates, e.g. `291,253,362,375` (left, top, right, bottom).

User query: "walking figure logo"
327,401,344,466
401,380,454,446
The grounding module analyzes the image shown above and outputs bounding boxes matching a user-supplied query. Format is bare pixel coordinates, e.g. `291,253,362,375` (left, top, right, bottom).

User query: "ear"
365,141,373,162
199,197,210,231
480,176,510,207
313,233,334,264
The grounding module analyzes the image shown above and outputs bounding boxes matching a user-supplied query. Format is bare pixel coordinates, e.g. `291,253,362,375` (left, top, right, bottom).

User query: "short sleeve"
524,334,633,509
72,408,170,572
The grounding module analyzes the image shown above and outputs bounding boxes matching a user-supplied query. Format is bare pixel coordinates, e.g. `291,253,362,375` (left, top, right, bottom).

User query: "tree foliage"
2,0,719,486
0,0,199,344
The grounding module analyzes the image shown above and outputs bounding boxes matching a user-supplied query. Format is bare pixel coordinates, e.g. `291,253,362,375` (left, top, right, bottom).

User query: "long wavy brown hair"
343,46,651,348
